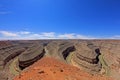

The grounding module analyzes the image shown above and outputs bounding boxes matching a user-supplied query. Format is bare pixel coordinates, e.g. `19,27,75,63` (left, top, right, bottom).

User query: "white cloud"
40,32,55,38
76,35,95,39
57,33,95,39
58,33,75,39
0,30,120,40
18,31,31,35
0,31,18,37
0,30,98,40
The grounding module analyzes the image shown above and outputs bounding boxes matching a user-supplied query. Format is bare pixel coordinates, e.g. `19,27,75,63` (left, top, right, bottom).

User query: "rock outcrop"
45,41,75,61
18,44,45,69
45,41,60,58
58,42,75,60
72,42,102,74
0,45,26,69
0,40,120,80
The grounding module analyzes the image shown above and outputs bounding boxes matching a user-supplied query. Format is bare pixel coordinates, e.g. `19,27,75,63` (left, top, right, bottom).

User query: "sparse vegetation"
0,40,119,80
9,57,21,75
66,52,74,64
99,54,110,76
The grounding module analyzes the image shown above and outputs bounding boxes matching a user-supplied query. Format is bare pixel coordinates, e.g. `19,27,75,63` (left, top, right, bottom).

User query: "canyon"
0,40,120,80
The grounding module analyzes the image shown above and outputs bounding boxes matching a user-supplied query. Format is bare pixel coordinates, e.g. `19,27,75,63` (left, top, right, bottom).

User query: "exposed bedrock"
0,71,8,80
18,44,45,69
72,42,102,74
45,41,60,57
0,45,26,69
92,41,120,67
45,41,76,60
58,42,75,60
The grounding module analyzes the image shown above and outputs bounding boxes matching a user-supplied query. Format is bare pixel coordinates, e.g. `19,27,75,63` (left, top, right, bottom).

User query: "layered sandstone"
71,42,102,74
18,44,45,69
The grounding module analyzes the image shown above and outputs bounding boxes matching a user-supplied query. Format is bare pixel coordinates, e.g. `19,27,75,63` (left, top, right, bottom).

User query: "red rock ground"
14,57,113,80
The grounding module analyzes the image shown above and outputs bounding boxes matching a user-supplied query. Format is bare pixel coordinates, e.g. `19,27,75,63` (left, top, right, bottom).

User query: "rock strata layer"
72,42,102,74
18,44,45,69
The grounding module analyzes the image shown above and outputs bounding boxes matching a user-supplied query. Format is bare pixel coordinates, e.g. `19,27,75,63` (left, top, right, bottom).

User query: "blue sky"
0,0,120,39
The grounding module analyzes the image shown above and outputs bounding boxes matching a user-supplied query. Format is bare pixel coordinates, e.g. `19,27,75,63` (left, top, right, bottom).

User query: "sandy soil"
14,57,113,80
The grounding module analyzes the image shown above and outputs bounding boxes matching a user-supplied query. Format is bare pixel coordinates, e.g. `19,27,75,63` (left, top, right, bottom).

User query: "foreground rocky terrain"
14,57,112,80
0,40,120,80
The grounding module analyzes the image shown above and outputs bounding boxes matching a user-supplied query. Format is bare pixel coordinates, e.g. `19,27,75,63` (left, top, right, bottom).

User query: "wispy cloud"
18,31,31,35
0,11,11,15
108,35,120,39
40,32,55,38
0,4,12,15
0,31,18,37
0,30,120,40
58,33,75,39
57,33,95,39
